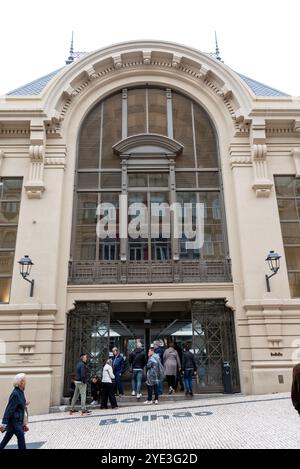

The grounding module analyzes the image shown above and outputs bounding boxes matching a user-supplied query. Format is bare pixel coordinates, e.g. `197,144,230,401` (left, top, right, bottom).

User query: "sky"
0,0,299,96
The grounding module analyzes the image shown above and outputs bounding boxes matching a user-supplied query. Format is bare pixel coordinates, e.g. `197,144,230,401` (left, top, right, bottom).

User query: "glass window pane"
285,247,300,270
77,173,99,190
172,93,195,168
281,222,300,244
277,199,297,220
99,241,120,261
101,93,122,169
295,179,300,197
176,172,197,188
0,227,17,248
128,174,148,187
289,272,300,297
0,201,20,223
100,173,121,189
77,194,98,224
78,103,101,169
148,88,167,135
128,89,146,136
197,172,220,188
0,251,15,276
0,178,22,200
149,173,168,187
75,226,96,260
0,278,11,303
274,176,295,197
194,105,218,168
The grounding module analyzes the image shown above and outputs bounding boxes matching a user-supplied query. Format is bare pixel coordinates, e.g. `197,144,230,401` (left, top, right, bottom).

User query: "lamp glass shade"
18,255,34,277
266,251,281,273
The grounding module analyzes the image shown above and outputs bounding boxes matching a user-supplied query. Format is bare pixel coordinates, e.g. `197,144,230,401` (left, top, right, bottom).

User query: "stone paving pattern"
3,393,300,449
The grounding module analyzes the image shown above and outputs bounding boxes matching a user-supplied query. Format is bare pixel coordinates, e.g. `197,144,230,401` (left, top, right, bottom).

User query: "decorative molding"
229,143,252,168
24,144,45,198
0,150,5,173
113,133,183,156
252,144,273,197
45,144,67,169
291,148,300,177
55,50,239,123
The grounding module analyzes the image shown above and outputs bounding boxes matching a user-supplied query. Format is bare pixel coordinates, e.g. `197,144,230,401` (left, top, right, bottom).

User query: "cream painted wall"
0,41,299,415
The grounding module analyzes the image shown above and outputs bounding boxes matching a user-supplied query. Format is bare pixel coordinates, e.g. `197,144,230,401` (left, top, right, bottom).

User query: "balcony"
68,259,232,284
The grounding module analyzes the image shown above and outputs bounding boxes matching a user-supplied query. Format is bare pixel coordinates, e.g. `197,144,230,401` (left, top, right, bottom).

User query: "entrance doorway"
64,299,240,396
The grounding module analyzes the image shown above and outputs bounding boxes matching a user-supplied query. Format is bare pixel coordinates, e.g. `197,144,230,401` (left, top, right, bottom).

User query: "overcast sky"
0,0,299,96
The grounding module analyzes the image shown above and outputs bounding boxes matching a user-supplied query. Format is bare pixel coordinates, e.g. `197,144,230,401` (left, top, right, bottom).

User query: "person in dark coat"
0,373,28,450
112,347,125,396
70,354,91,415
182,343,197,396
291,363,300,415
153,341,165,396
90,374,102,405
129,341,147,400
174,341,185,392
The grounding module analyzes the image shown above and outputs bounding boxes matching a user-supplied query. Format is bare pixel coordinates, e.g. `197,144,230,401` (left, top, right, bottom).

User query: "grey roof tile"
7,68,64,96
238,73,290,97
6,65,290,98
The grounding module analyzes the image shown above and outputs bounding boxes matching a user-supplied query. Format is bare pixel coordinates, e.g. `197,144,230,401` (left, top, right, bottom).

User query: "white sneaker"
153,400,159,405
144,400,153,405
91,401,98,405
131,391,135,396
137,393,142,399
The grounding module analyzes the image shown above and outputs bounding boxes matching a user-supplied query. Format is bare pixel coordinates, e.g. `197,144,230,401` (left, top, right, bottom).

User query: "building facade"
0,40,300,415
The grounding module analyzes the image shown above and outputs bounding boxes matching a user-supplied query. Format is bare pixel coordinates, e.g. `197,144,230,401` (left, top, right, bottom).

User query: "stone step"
50,392,227,413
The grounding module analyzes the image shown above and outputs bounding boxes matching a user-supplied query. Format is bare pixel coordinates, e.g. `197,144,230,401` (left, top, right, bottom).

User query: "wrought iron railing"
68,259,232,284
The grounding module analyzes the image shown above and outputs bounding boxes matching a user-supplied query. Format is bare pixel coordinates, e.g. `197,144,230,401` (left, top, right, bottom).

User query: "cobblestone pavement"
3,392,300,449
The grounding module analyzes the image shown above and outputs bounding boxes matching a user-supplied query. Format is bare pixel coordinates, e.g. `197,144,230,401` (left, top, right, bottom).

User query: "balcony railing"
68,259,232,284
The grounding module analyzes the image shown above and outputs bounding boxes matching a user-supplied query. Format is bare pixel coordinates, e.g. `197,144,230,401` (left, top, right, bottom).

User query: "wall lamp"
18,255,35,297
265,250,281,292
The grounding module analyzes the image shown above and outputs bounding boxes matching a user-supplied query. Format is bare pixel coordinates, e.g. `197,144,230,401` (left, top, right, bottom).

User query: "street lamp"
265,250,281,292
18,255,35,297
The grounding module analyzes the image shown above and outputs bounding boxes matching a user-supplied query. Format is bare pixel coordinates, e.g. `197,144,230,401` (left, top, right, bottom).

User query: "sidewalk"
4,392,300,449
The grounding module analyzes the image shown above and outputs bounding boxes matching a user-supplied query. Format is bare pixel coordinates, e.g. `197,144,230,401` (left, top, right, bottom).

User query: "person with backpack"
112,347,126,397
129,340,147,400
182,343,197,397
144,347,162,405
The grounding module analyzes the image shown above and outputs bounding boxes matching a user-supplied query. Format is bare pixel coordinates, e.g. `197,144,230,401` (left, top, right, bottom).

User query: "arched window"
70,87,230,283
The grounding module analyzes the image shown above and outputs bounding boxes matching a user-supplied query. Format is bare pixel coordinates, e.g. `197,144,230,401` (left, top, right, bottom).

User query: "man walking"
112,347,125,397
0,373,28,450
69,353,91,416
129,340,147,400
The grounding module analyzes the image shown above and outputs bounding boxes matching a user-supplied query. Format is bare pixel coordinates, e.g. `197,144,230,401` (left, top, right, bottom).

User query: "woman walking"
182,343,197,396
101,359,118,409
163,342,181,394
144,347,162,405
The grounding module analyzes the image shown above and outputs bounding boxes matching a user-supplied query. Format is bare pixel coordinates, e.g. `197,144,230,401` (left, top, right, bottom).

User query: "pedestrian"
174,341,185,392
69,373,76,402
163,342,181,394
0,373,29,450
182,343,197,397
129,340,147,400
69,353,91,416
112,347,125,397
90,374,102,405
291,362,300,415
153,340,165,396
101,359,118,409
144,347,162,405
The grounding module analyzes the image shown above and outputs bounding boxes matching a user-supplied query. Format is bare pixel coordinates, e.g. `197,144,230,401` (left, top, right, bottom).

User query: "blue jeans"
131,369,143,394
114,372,124,395
0,423,26,450
184,369,194,394
157,380,163,396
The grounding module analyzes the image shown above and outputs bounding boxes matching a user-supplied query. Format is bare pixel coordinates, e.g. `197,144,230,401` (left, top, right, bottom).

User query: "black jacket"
76,360,88,384
182,351,197,371
129,348,147,369
2,387,26,429
291,363,300,412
